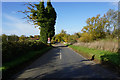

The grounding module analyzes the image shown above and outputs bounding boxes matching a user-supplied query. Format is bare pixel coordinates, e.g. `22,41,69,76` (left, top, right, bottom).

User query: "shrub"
68,35,77,44
2,41,48,63
78,33,93,42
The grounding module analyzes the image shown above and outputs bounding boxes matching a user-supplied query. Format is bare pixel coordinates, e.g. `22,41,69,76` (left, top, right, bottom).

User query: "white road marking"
60,49,62,59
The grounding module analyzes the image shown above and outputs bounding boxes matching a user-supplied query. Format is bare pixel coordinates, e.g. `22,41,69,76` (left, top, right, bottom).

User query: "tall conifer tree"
21,0,56,43
46,0,57,40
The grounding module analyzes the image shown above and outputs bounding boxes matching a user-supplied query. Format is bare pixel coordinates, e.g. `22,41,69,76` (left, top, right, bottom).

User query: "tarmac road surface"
13,43,120,80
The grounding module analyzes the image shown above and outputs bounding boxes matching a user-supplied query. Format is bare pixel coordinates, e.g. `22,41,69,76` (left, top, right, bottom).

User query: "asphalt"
13,43,120,80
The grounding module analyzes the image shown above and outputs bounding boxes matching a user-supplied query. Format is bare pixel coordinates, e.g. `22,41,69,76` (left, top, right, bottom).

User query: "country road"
13,43,120,80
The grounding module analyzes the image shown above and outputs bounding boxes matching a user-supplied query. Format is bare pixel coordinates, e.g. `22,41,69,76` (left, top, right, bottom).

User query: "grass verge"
69,45,120,74
2,46,52,80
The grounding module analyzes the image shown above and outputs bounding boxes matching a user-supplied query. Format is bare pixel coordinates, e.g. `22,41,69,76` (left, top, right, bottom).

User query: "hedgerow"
2,40,48,63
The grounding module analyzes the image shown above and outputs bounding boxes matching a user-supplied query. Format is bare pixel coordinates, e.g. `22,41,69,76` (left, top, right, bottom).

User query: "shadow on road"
13,46,120,80
31,63,119,80
80,59,90,62
53,45,68,48
13,47,61,79
13,59,119,80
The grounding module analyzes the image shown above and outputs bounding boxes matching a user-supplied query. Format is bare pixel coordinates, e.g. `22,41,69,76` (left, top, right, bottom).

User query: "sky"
1,2,118,36
1,0,120,2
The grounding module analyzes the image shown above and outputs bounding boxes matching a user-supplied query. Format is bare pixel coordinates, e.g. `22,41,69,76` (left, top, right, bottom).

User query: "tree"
8,35,19,42
104,9,118,38
55,34,62,42
34,35,40,40
38,1,48,43
21,1,48,43
30,35,34,38
68,35,77,44
19,35,26,41
20,0,56,44
46,0,57,40
80,9,118,42
2,34,8,42
60,29,66,34
52,30,67,42
74,32,81,38
79,33,93,42
81,14,107,41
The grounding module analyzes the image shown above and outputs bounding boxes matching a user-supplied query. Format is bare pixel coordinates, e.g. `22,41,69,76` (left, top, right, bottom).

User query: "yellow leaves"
81,28,84,32
37,22,40,25
96,14,100,19
27,6,31,10
84,26,88,30
29,17,32,19
63,36,68,42
81,26,88,33
81,13,107,42
90,27,93,30
79,33,94,42
34,23,37,25
103,14,106,18
91,17,95,23
39,27,41,30
30,14,33,17
86,18,90,24
34,16,37,19
106,20,110,23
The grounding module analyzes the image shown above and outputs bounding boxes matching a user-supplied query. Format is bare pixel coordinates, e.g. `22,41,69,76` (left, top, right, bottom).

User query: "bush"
78,33,93,42
68,35,77,44
2,34,19,42
2,41,48,63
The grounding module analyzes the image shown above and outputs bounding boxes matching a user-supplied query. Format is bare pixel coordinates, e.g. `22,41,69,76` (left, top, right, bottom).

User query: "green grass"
69,45,120,66
2,46,52,71
0,67,5,71
64,43,70,46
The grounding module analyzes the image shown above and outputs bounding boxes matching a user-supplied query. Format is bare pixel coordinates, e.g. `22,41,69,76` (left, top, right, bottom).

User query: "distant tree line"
51,30,81,44
1,34,40,42
52,9,119,43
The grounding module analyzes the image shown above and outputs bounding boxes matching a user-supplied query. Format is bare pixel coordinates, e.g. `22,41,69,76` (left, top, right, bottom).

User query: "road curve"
13,43,120,80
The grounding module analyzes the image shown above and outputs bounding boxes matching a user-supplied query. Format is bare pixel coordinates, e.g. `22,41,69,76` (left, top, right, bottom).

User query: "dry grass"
74,40,119,52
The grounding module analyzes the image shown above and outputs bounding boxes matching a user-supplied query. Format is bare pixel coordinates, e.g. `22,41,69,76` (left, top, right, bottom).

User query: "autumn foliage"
79,9,118,42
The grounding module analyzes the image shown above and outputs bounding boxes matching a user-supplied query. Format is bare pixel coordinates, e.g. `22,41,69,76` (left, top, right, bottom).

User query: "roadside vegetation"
1,34,52,79
1,1,57,79
52,9,120,73
69,45,120,68
1,0,120,78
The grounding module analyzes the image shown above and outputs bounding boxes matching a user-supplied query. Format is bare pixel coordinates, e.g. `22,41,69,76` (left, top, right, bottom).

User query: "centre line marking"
60,50,62,59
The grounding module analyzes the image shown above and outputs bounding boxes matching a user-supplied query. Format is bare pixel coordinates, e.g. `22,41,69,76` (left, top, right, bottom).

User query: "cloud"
2,14,40,36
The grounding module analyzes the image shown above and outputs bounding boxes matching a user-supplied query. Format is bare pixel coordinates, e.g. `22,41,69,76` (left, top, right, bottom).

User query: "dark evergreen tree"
36,1,48,43
46,0,57,40
20,0,56,43
22,0,48,43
